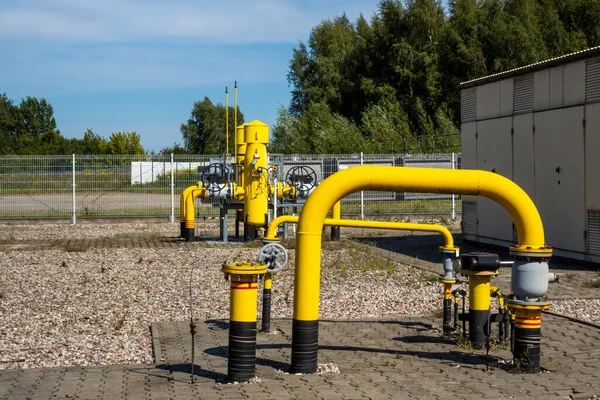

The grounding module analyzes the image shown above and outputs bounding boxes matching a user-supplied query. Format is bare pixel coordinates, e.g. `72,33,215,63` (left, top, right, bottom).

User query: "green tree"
15,96,64,154
180,97,244,154
105,132,145,155
158,142,189,155
0,93,18,155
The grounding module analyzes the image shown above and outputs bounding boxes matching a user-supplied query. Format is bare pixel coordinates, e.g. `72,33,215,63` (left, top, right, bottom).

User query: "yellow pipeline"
293,166,550,321
263,215,456,251
332,201,341,220
184,187,208,230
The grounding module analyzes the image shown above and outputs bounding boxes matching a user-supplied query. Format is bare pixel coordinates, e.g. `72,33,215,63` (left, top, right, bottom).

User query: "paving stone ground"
1,230,600,399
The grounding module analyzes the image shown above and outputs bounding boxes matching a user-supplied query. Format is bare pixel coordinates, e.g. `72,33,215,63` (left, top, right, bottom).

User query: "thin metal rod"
71,154,76,224
225,87,229,160
170,153,174,224
234,81,238,164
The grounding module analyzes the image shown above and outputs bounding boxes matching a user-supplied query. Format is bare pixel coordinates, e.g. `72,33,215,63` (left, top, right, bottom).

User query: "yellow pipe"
184,187,208,229
490,286,505,310
243,121,269,227
469,275,491,311
180,184,199,225
234,82,238,162
263,215,456,251
332,201,341,219
293,166,550,322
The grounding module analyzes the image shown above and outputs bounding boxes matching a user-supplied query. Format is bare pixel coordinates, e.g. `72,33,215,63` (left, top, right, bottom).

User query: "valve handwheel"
258,243,289,273
285,165,318,191
200,163,229,193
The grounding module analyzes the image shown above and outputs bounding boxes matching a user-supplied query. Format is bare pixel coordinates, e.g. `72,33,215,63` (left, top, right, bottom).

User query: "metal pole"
234,81,238,162
170,153,175,223
451,152,456,220
360,152,364,220
71,154,76,224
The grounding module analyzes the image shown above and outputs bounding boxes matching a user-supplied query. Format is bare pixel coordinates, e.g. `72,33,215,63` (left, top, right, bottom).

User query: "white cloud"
0,0,323,44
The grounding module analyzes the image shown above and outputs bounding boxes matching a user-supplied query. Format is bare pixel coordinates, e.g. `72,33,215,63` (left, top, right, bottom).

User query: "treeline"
0,94,145,155
271,0,600,154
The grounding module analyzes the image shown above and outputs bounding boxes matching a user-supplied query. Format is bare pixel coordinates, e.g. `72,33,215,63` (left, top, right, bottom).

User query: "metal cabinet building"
460,46,600,262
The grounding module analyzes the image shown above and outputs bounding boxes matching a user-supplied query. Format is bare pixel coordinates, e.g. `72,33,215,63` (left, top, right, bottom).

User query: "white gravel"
0,223,446,370
0,223,598,371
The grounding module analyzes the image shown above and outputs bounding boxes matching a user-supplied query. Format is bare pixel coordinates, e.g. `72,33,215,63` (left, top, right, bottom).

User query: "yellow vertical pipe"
225,87,229,158
234,81,238,160
243,121,269,227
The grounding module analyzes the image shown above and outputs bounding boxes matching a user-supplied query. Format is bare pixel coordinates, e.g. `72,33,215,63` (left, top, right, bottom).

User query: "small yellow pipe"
332,201,341,219
490,286,505,310
263,215,456,251
184,187,208,229
225,87,229,157
293,166,550,322
180,184,198,224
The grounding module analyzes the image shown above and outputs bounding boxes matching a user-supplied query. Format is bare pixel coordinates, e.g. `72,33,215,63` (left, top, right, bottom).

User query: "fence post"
360,152,364,220
170,153,175,223
71,154,76,225
451,152,456,220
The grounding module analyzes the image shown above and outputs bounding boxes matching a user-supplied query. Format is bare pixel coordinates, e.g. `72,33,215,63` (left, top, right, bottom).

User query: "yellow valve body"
243,121,269,227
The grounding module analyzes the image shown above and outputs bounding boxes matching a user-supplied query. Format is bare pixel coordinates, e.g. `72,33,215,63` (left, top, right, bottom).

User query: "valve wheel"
258,243,288,273
200,163,229,193
285,165,318,191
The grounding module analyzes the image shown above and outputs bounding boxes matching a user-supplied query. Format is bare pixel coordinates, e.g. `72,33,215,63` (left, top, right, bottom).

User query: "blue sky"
0,0,443,153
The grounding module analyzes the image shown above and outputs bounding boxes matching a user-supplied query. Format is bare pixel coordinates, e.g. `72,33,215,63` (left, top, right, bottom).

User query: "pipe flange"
509,245,553,258
438,277,456,284
260,236,280,243
459,269,499,277
222,261,268,276
507,299,551,310
439,246,460,256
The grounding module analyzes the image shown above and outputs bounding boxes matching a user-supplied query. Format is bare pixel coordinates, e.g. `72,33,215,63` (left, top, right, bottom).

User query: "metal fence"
0,153,461,221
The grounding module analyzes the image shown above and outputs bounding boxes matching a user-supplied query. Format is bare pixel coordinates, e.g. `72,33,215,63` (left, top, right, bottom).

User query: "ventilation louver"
513,74,534,113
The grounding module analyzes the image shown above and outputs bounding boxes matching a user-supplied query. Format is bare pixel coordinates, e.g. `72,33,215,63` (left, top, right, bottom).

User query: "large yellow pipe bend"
263,215,456,251
294,166,551,321
180,184,198,222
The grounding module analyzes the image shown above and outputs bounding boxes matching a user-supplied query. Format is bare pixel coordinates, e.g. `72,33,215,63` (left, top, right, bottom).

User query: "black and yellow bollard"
261,272,273,333
440,278,456,335
511,303,550,373
460,253,500,349
222,261,267,382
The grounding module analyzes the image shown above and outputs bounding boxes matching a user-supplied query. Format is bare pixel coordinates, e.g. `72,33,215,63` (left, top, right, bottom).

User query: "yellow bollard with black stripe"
261,272,273,333
222,261,267,382
511,302,550,372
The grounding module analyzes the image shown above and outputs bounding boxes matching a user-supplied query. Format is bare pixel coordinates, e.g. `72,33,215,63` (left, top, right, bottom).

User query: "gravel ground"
1,223,598,371
0,224,446,370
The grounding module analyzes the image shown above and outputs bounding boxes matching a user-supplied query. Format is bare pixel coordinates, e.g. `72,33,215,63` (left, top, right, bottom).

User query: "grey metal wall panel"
534,107,585,252
534,69,550,111
585,58,600,103
500,79,514,116
461,122,477,169
585,102,600,209
513,74,534,114
476,82,500,120
462,201,477,235
513,113,535,201
476,117,514,241
550,66,564,108
461,88,477,122
564,60,586,106
588,210,600,255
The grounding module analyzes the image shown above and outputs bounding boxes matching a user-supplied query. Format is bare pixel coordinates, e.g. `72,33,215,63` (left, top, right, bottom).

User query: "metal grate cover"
513,74,534,113
462,201,477,235
461,88,477,122
586,58,600,103
588,210,600,255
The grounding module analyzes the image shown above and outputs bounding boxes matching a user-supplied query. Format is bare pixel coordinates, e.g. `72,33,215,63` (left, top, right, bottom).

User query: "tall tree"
180,97,244,154
105,132,145,155
0,94,18,154
15,96,63,154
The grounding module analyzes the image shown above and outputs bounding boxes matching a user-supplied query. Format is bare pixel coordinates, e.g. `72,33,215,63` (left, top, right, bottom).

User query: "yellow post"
235,125,246,186
261,272,273,332
222,261,267,382
234,81,238,158
243,121,269,228
225,87,229,159
330,201,341,241
289,165,551,373
465,273,493,348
